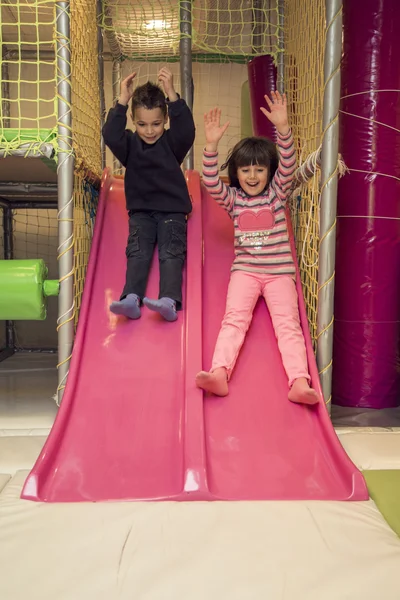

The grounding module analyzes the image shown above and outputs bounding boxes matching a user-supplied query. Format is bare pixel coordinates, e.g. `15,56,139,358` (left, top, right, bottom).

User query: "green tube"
0,259,58,320
43,279,60,297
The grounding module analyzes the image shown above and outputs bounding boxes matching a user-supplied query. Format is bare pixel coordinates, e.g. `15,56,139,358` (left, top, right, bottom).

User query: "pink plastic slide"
21,170,368,502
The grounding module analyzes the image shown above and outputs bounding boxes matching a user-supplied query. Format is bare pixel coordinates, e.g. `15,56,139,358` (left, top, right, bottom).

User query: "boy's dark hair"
131,81,167,118
221,137,279,189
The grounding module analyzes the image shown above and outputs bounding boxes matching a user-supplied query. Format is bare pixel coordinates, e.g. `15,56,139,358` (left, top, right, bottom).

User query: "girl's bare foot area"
195,367,228,397
288,377,319,405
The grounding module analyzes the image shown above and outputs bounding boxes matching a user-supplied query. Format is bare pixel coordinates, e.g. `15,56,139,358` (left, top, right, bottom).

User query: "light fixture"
145,20,170,31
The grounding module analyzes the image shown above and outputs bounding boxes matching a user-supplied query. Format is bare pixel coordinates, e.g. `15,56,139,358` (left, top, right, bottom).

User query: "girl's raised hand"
204,108,230,151
119,72,137,105
260,91,289,134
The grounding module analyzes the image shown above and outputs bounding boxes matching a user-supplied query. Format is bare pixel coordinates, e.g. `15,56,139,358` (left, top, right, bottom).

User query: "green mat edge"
363,469,400,537
0,128,57,172
0,128,57,144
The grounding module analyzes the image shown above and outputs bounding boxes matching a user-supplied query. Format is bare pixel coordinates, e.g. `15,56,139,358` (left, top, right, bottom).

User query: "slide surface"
21,170,368,502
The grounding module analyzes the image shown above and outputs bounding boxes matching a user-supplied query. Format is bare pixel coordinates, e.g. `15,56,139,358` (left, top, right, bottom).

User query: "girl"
196,91,319,405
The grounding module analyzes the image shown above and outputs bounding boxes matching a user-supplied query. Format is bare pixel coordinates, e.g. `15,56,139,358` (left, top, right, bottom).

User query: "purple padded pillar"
333,0,400,408
247,55,277,140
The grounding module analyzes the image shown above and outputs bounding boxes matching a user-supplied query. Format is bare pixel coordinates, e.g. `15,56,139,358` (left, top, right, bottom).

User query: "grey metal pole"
0,182,58,196
3,203,15,350
1,47,11,128
9,202,58,210
316,0,343,412
251,0,264,55
276,0,285,94
4,49,114,62
97,0,106,170
112,60,123,174
3,207,14,260
180,0,194,171
56,2,75,404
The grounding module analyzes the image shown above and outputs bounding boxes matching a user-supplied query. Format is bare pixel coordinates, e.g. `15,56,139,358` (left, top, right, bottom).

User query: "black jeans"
121,211,187,310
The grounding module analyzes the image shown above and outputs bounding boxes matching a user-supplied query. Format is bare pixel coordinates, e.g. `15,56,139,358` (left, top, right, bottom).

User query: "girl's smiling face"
237,164,269,196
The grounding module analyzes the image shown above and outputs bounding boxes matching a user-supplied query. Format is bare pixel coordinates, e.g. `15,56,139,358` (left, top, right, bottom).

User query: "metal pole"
96,0,106,170
9,202,58,210
276,0,285,94
56,2,75,404
2,203,15,350
0,182,58,196
1,47,11,128
3,206,15,261
180,0,194,171
251,0,264,55
112,59,123,174
316,0,343,412
4,49,114,62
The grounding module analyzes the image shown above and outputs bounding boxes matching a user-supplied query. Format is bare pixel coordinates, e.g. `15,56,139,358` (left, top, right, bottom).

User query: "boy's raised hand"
158,67,178,101
204,108,230,152
260,90,289,135
119,72,137,106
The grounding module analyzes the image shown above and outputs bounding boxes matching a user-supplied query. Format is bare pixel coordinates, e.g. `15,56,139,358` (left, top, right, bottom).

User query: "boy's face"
133,107,167,144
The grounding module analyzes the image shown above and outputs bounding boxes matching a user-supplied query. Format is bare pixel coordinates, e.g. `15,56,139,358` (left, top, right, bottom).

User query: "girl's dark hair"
131,81,167,118
221,137,279,189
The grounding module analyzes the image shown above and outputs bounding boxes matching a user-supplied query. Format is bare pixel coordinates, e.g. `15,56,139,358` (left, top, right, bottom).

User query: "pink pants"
211,270,310,387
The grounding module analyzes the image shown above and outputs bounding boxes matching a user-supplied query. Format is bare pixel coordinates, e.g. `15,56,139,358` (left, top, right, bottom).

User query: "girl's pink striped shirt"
202,129,296,276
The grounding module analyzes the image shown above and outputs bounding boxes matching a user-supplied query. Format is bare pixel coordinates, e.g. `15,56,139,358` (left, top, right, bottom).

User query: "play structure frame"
0,0,342,409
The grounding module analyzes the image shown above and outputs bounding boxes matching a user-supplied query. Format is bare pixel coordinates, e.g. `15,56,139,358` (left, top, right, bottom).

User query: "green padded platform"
0,128,57,144
0,128,57,173
364,470,400,537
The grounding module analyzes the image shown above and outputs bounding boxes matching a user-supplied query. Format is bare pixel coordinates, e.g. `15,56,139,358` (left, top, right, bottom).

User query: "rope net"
102,0,280,61
0,1,101,347
285,0,325,344
102,0,325,345
69,0,102,327
70,0,102,181
73,174,98,327
0,0,57,153
102,1,280,173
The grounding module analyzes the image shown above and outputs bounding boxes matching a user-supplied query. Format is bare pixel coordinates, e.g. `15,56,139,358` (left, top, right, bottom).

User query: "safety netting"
0,1,102,344
101,0,325,345
1,0,327,359
284,0,325,345
102,0,281,172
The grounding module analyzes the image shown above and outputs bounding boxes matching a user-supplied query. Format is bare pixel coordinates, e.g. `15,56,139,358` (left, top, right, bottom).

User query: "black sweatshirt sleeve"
102,102,132,167
166,98,196,165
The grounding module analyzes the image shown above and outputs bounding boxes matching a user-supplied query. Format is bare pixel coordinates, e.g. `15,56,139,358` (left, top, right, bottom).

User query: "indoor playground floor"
0,352,400,600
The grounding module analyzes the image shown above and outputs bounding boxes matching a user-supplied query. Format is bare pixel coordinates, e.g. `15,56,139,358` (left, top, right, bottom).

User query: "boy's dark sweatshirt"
102,98,195,215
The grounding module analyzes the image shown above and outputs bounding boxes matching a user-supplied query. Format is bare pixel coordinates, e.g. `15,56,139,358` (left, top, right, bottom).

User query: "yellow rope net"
0,0,57,151
284,0,325,345
102,0,280,60
0,1,102,348
72,173,98,326
70,0,102,181
102,0,325,346
0,1,326,362
70,0,102,327
101,1,281,172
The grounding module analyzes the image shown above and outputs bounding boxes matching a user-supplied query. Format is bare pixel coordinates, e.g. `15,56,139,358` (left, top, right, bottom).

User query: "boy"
102,68,195,322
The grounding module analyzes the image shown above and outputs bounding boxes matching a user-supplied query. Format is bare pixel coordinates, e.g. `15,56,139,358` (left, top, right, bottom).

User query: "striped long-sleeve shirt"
203,129,296,276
